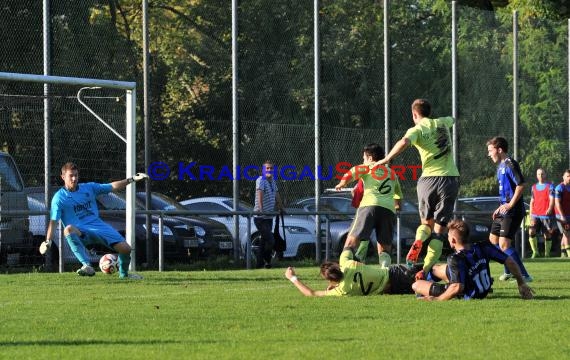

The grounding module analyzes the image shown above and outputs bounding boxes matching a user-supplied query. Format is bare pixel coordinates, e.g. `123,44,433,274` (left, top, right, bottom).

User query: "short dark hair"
363,143,385,161
486,136,509,153
447,219,470,244
411,99,431,117
61,162,78,174
320,262,344,282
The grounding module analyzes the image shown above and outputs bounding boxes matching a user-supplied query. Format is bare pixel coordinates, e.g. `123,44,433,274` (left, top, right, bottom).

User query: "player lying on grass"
412,219,534,301
39,162,148,279
284,248,420,296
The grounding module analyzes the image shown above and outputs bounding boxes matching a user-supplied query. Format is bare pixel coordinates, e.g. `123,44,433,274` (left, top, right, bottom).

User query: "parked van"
0,151,30,263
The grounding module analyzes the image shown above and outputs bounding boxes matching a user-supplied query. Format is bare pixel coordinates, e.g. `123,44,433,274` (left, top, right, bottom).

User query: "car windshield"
0,155,24,192
455,200,488,213
297,204,352,221
222,199,253,212
27,196,46,211
137,192,186,211
96,192,145,210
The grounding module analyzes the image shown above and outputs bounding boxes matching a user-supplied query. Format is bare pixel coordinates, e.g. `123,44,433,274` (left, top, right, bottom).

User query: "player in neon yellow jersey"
335,143,402,268
284,248,418,296
374,99,459,279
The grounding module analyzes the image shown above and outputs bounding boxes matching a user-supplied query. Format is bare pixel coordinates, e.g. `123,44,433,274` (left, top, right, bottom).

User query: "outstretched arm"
111,173,149,191
285,267,328,297
374,137,411,166
504,257,534,300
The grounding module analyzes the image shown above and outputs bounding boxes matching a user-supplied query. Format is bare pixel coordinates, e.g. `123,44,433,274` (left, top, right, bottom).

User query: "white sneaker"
499,273,513,281
120,273,143,280
77,265,96,277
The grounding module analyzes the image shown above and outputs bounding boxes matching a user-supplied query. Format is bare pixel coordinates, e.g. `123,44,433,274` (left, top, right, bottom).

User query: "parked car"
25,188,200,265
287,200,416,258
135,192,234,257
26,192,97,264
0,151,32,264
294,193,490,243
458,196,555,256
179,196,318,260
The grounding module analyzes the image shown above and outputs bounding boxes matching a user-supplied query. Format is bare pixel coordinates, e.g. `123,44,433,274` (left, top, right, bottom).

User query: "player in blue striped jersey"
412,219,534,300
486,136,532,282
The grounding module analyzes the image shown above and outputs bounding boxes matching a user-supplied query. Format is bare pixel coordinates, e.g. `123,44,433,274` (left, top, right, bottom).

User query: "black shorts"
385,264,416,294
429,283,448,297
490,211,524,240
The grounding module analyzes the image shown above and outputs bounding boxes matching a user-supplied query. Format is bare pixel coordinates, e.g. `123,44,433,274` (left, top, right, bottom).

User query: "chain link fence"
1,1,569,269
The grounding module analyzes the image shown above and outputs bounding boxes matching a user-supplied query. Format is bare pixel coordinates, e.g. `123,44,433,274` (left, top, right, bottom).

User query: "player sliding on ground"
39,162,148,279
373,99,459,279
284,248,421,296
412,220,534,301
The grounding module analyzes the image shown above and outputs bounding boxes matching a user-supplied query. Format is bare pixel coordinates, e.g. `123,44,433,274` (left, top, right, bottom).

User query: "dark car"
0,151,32,264
26,187,199,266
458,196,557,256
135,192,234,257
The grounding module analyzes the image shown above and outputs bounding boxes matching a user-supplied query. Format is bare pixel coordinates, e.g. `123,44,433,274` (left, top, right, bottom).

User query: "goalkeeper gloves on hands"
39,239,52,255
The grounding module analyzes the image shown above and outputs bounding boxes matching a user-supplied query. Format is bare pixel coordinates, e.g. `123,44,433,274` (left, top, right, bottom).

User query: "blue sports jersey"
50,183,113,227
496,157,525,213
554,182,570,220
446,241,508,299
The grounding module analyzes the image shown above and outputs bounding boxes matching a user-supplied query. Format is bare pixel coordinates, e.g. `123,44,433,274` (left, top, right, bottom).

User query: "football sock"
544,240,552,257
504,247,529,277
378,252,391,268
422,235,443,273
354,240,369,263
415,224,432,243
406,225,432,266
118,253,131,277
529,236,539,255
65,234,91,266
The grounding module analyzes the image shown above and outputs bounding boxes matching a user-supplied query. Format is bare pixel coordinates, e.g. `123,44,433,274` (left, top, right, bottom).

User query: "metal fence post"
159,213,163,272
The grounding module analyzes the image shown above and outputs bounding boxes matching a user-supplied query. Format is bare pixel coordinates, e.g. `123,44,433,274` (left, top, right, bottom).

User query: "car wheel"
247,232,262,268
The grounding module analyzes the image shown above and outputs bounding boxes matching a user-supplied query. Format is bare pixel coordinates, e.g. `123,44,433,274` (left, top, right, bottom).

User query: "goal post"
0,71,138,270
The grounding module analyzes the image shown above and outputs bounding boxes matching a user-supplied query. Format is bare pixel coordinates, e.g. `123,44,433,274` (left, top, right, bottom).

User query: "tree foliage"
1,0,569,200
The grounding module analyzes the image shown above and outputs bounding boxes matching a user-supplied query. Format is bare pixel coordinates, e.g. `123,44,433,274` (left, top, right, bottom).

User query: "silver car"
180,197,319,259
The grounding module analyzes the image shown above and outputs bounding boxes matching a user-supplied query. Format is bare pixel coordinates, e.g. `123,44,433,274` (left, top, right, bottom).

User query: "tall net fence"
1,1,570,268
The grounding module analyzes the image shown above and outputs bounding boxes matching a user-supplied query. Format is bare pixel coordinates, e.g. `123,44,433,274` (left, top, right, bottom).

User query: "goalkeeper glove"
39,239,52,255
129,173,149,183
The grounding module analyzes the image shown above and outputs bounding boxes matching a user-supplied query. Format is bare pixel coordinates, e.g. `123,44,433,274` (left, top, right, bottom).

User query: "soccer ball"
99,253,119,274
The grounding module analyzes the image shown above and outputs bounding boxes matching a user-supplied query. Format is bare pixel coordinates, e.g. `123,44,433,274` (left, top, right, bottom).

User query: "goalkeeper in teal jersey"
39,162,148,279
284,249,418,296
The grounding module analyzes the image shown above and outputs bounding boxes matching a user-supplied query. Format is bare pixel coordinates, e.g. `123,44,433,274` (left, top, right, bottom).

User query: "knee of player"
63,225,77,236
114,241,132,254
411,281,420,293
528,226,536,236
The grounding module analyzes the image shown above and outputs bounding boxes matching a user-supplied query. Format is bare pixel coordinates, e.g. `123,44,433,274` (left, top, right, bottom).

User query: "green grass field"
1,259,569,360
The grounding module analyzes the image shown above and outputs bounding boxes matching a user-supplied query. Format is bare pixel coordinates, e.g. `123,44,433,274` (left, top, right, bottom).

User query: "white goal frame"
0,72,138,270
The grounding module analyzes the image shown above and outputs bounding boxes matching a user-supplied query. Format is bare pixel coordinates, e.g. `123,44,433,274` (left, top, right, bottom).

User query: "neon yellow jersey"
404,116,460,177
325,250,389,296
344,164,402,212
